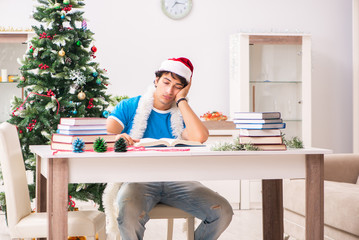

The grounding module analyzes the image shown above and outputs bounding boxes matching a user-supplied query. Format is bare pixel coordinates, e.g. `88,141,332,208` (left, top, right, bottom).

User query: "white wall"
0,0,353,153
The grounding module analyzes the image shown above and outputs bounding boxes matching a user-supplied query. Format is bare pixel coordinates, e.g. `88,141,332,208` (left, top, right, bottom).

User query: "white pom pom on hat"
158,57,194,82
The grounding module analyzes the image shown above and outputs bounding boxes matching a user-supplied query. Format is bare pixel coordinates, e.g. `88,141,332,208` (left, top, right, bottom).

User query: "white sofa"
283,154,359,240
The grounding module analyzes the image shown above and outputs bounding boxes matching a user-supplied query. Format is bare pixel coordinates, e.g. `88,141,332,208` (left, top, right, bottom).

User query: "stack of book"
233,112,286,150
51,117,116,151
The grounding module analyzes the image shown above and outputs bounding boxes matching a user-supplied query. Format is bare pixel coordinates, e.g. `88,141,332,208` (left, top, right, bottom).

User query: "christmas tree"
7,0,111,210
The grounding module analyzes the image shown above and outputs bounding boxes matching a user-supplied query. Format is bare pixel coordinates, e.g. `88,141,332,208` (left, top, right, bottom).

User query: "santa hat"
158,57,194,82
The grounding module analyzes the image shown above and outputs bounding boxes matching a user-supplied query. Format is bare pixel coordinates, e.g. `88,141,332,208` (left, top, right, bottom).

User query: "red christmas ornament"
90,46,97,58
87,98,94,109
62,4,72,13
39,32,53,40
47,89,55,96
26,119,37,132
39,63,50,70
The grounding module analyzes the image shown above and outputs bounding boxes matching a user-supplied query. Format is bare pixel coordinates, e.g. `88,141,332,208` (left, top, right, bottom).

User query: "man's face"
154,72,184,109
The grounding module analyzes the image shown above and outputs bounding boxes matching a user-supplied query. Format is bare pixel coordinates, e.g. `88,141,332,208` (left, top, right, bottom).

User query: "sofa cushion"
283,179,359,236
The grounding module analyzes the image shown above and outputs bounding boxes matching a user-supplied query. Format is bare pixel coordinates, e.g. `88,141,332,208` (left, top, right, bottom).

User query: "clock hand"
171,1,178,8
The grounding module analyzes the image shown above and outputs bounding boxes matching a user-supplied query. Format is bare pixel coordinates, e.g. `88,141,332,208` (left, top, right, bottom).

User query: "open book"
135,138,205,147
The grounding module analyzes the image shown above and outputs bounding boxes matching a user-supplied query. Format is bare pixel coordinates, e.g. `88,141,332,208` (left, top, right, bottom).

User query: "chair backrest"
0,122,32,230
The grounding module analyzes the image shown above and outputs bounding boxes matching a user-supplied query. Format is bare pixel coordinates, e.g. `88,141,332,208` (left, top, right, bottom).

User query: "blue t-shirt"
109,96,177,139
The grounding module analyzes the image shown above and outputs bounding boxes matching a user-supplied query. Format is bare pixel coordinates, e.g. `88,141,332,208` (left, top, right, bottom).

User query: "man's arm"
175,79,209,143
178,100,209,143
107,118,124,134
107,118,139,145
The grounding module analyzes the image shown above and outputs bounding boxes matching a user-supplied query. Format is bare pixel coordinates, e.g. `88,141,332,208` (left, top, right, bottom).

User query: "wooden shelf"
250,81,302,84
249,35,302,45
0,33,28,43
202,121,236,130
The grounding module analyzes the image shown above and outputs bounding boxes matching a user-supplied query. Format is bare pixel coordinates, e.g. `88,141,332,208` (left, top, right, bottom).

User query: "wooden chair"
0,122,106,239
103,183,195,240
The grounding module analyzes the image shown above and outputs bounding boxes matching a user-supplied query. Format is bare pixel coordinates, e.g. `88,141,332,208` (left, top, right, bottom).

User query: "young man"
107,57,233,240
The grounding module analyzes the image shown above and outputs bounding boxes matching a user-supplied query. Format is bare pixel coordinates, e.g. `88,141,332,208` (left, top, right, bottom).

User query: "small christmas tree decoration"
114,138,127,152
63,0,70,5
87,98,94,109
65,57,72,65
93,137,107,152
102,110,109,118
61,11,66,19
82,20,87,30
96,78,101,85
72,138,85,153
92,71,98,77
62,4,72,12
77,91,86,100
76,40,82,46
46,89,55,96
58,48,65,57
39,63,50,70
54,3,61,9
91,46,97,52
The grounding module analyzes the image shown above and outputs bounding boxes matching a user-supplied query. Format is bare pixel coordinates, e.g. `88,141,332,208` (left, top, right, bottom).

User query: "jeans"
116,181,233,240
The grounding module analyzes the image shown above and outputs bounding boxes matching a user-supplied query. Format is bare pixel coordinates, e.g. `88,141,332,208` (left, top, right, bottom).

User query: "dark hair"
155,71,188,88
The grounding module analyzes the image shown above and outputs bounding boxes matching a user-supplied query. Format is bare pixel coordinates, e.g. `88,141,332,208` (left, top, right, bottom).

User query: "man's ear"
154,77,159,87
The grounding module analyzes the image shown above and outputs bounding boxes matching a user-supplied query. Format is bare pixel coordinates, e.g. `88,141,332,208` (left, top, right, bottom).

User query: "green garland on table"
283,136,304,149
210,138,259,151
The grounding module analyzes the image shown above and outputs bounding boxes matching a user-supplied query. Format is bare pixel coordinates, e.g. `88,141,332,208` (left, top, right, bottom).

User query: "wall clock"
161,0,193,20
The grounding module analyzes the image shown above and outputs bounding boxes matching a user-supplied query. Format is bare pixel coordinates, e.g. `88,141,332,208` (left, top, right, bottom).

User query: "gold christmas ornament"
77,91,86,100
58,48,65,57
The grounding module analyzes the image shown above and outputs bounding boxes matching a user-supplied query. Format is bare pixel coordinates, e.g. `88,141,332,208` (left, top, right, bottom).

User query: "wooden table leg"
35,155,47,240
262,179,283,240
48,158,69,240
35,155,47,212
306,154,324,240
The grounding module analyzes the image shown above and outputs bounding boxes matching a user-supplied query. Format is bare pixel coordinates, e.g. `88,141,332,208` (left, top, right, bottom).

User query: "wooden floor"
0,203,299,240
0,209,265,240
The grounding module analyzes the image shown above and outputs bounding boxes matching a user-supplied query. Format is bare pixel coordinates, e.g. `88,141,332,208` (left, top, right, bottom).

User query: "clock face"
161,0,193,20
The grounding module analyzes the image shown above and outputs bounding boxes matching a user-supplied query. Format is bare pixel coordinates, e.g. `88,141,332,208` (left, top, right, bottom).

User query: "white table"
30,145,331,240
